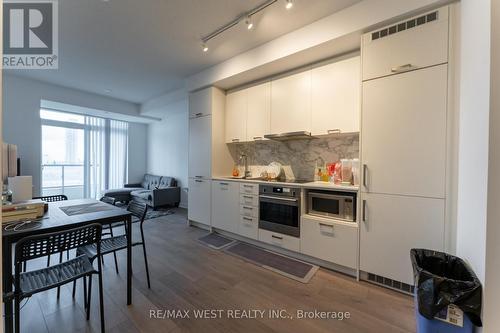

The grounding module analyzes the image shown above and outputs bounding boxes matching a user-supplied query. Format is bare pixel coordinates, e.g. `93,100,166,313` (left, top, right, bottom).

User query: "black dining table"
2,199,133,333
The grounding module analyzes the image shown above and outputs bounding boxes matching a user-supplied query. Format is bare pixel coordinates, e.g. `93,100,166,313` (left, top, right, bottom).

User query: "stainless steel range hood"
264,131,316,141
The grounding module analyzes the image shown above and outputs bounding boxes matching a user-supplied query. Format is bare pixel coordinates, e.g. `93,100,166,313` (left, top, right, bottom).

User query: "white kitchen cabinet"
259,229,300,253
361,64,447,198
301,216,357,269
211,181,239,233
240,183,259,195
189,88,213,118
225,89,247,143
188,115,212,178
240,193,259,207
360,193,445,285
362,7,448,81
240,205,258,218
188,178,211,226
311,56,360,135
246,82,271,141
270,70,311,134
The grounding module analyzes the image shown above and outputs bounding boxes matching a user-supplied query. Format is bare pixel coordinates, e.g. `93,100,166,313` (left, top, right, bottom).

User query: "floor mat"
224,242,319,283
198,233,236,250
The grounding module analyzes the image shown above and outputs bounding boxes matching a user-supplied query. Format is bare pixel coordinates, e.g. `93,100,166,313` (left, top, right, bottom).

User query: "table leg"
3,239,13,333
126,216,132,305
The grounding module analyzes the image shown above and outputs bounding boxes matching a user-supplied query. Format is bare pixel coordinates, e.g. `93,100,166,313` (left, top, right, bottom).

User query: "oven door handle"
259,195,299,206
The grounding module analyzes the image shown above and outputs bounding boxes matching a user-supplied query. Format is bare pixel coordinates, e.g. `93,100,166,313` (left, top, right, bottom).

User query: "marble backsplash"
228,133,359,181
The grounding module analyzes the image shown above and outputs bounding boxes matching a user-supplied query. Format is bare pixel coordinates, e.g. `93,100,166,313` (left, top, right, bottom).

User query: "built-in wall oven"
259,184,301,237
307,190,356,222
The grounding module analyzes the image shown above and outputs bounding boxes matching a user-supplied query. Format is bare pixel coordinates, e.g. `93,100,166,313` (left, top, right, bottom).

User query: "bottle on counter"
341,159,353,185
352,158,360,186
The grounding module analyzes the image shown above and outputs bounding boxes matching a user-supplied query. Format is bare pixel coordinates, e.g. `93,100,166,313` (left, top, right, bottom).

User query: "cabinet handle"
391,64,416,73
232,138,240,142
219,182,229,186
243,206,253,210
243,195,253,199
195,112,203,117
327,129,341,134
195,179,203,183
242,217,253,222
271,235,283,240
243,185,253,188
319,222,333,228
195,175,203,178
253,136,263,140
362,200,367,222
363,164,368,189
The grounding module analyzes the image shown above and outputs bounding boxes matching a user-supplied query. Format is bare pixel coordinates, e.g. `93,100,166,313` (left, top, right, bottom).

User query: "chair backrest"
33,194,68,202
14,223,102,266
127,201,147,222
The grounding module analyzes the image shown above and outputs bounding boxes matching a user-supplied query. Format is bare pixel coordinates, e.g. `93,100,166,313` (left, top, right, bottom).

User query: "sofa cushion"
141,174,162,190
130,189,153,201
158,176,175,188
104,188,141,197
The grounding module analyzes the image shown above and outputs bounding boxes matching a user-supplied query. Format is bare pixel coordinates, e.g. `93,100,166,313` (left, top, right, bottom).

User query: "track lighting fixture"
245,16,254,30
202,42,208,52
285,0,293,10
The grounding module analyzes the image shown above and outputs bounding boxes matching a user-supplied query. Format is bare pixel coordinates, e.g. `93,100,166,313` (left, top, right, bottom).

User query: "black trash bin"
410,249,482,332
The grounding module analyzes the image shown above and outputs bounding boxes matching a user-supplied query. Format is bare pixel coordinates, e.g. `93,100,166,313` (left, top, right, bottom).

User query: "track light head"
285,0,293,10
245,16,254,30
201,42,208,52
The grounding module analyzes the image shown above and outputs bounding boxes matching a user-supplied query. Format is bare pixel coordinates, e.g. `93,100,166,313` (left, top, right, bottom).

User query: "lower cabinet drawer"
238,216,258,240
240,194,259,206
301,216,357,269
240,183,259,195
258,229,300,253
240,205,258,218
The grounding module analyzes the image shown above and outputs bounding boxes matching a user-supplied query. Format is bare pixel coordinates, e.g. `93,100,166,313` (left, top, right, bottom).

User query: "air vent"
371,11,438,41
366,273,415,295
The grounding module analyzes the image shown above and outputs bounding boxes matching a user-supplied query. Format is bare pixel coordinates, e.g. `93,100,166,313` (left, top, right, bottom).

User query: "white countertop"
212,177,359,192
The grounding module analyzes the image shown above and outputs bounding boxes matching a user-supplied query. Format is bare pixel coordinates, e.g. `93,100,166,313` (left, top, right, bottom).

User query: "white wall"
484,0,500,330
2,74,147,195
455,0,491,284
146,99,189,208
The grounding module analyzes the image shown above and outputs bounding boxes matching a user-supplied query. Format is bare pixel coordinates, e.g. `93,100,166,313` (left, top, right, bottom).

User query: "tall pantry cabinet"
188,87,232,227
360,6,450,285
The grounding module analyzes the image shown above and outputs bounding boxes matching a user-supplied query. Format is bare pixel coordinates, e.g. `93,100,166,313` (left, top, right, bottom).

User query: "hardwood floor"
14,208,416,333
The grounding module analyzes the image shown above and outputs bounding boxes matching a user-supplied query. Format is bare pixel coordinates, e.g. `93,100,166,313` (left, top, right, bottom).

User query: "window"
40,109,128,199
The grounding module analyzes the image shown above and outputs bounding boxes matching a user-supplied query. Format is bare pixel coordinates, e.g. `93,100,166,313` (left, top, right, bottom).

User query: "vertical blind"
108,120,128,190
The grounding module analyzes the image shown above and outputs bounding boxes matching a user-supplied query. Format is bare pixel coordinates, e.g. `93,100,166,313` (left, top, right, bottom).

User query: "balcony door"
41,109,128,199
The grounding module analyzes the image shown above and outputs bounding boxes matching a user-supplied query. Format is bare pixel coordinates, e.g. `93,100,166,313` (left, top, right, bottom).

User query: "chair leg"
56,252,63,299
22,261,27,273
14,295,21,333
83,276,87,309
109,226,119,274
97,258,106,332
86,276,92,320
140,227,151,289
46,254,51,267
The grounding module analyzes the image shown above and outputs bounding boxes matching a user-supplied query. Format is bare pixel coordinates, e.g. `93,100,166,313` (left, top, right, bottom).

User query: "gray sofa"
103,174,180,209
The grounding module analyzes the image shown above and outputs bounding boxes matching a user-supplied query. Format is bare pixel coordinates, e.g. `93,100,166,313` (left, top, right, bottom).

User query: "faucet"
239,154,251,178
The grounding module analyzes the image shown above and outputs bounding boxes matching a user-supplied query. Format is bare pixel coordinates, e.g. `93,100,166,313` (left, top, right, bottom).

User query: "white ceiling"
5,0,362,104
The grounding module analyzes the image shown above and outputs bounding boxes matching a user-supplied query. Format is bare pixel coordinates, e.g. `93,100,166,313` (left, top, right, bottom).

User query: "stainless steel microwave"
307,190,356,222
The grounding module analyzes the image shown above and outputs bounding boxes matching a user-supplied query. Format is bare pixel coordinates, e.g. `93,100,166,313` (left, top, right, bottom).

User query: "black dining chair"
12,224,105,333
99,196,120,273
73,201,151,292
21,195,69,273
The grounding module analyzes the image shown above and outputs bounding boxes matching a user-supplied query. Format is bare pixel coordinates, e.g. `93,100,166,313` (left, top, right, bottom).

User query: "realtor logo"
3,0,58,69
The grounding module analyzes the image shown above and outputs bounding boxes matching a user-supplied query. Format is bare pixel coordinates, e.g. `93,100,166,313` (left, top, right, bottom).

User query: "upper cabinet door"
189,88,212,118
362,64,447,198
311,56,360,136
225,90,247,143
270,70,311,134
246,82,271,141
188,115,212,178
362,7,448,81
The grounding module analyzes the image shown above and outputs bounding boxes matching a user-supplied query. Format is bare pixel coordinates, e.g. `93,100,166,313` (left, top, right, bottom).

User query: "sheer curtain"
108,120,128,189
86,116,106,199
